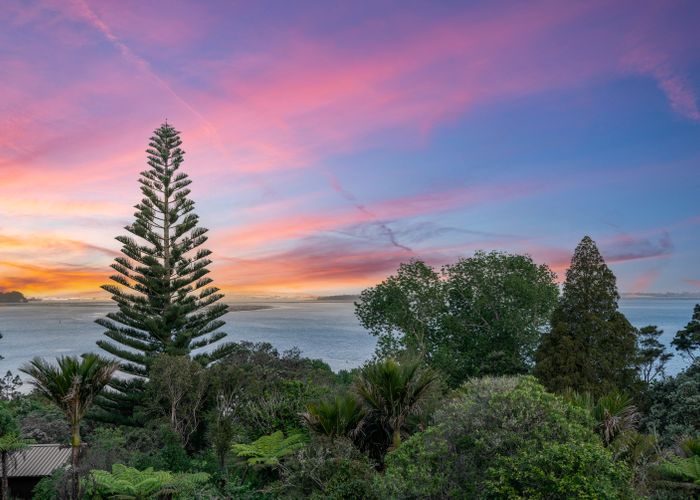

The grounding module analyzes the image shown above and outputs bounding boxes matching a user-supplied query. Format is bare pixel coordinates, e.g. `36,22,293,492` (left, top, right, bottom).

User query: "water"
0,301,376,375
0,298,696,378
619,297,697,375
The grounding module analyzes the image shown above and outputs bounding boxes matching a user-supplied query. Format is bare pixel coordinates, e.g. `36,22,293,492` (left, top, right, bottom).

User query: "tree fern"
232,431,305,466
86,464,210,499
657,456,700,485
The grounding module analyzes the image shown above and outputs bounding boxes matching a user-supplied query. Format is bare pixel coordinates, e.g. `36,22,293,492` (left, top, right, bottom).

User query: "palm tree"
303,394,365,439
354,357,436,454
21,354,118,499
563,389,640,446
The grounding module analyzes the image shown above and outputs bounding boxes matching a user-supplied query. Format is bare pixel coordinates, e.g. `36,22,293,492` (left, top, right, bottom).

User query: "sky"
0,0,699,299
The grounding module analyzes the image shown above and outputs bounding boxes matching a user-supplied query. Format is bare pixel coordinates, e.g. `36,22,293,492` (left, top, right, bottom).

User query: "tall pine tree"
534,236,638,396
95,123,233,423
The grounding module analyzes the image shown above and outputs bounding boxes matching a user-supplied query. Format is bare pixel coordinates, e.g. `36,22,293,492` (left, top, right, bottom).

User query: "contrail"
327,173,412,252
69,0,221,144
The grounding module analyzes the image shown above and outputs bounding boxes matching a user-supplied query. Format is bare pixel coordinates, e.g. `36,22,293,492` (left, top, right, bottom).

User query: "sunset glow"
1,0,699,298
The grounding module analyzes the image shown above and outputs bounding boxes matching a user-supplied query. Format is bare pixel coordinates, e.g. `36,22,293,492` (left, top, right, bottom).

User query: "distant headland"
315,295,359,302
621,292,700,299
0,291,28,303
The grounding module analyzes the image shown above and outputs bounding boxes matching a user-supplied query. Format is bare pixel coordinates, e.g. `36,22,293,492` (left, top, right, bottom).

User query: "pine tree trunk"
71,424,81,500
1,451,8,500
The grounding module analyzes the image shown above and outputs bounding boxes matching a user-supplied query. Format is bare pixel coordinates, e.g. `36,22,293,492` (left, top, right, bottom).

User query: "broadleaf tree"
356,252,558,387
96,123,234,423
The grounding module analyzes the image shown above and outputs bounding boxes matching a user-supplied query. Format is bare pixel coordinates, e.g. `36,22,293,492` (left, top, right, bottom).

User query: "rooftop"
6,444,71,477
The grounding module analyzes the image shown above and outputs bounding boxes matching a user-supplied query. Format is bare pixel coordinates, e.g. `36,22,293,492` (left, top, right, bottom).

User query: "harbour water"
0,297,696,377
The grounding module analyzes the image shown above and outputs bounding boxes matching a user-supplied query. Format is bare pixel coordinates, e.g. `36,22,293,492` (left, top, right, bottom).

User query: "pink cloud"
623,47,700,121
217,181,544,252
630,269,661,293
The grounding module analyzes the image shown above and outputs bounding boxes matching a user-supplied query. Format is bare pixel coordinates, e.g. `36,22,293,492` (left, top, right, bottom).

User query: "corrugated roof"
6,444,71,477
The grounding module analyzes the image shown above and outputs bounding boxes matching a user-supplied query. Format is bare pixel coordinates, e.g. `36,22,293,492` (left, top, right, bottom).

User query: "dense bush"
273,437,376,499
205,342,336,440
644,360,700,445
377,376,632,498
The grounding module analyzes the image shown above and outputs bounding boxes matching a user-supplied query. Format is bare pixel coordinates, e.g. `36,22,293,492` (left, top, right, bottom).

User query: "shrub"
273,437,377,499
486,441,632,498
377,376,632,498
644,360,700,445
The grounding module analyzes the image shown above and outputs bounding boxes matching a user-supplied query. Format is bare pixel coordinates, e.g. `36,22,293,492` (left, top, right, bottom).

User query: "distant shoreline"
621,293,700,300
229,304,274,312
0,301,275,312
2,295,695,306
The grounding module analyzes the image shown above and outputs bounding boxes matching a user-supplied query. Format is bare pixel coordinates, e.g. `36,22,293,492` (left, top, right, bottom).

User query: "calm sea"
0,298,696,377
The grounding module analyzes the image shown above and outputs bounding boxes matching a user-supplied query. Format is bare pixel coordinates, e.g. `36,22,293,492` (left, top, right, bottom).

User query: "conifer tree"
672,304,700,361
95,123,233,423
534,236,638,396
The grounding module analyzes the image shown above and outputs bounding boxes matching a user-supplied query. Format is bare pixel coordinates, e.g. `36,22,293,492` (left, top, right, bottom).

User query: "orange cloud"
0,260,108,297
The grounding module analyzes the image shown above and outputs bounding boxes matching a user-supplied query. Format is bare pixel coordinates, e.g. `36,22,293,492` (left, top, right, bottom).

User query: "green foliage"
609,429,660,495
303,394,365,439
594,392,640,446
21,354,118,498
132,425,192,473
565,390,640,445
0,404,18,437
20,354,118,432
679,436,700,457
649,435,700,497
0,404,29,500
207,342,335,439
81,426,134,473
354,357,437,457
535,236,639,397
440,251,559,380
147,355,209,448
95,123,234,423
32,469,69,500
672,304,700,361
485,441,632,498
0,432,27,455
637,325,674,384
657,455,700,484
14,395,70,443
85,463,210,499
356,260,445,358
644,360,700,445
0,371,22,401
232,431,306,466
377,376,632,498
356,252,558,386
273,437,377,499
